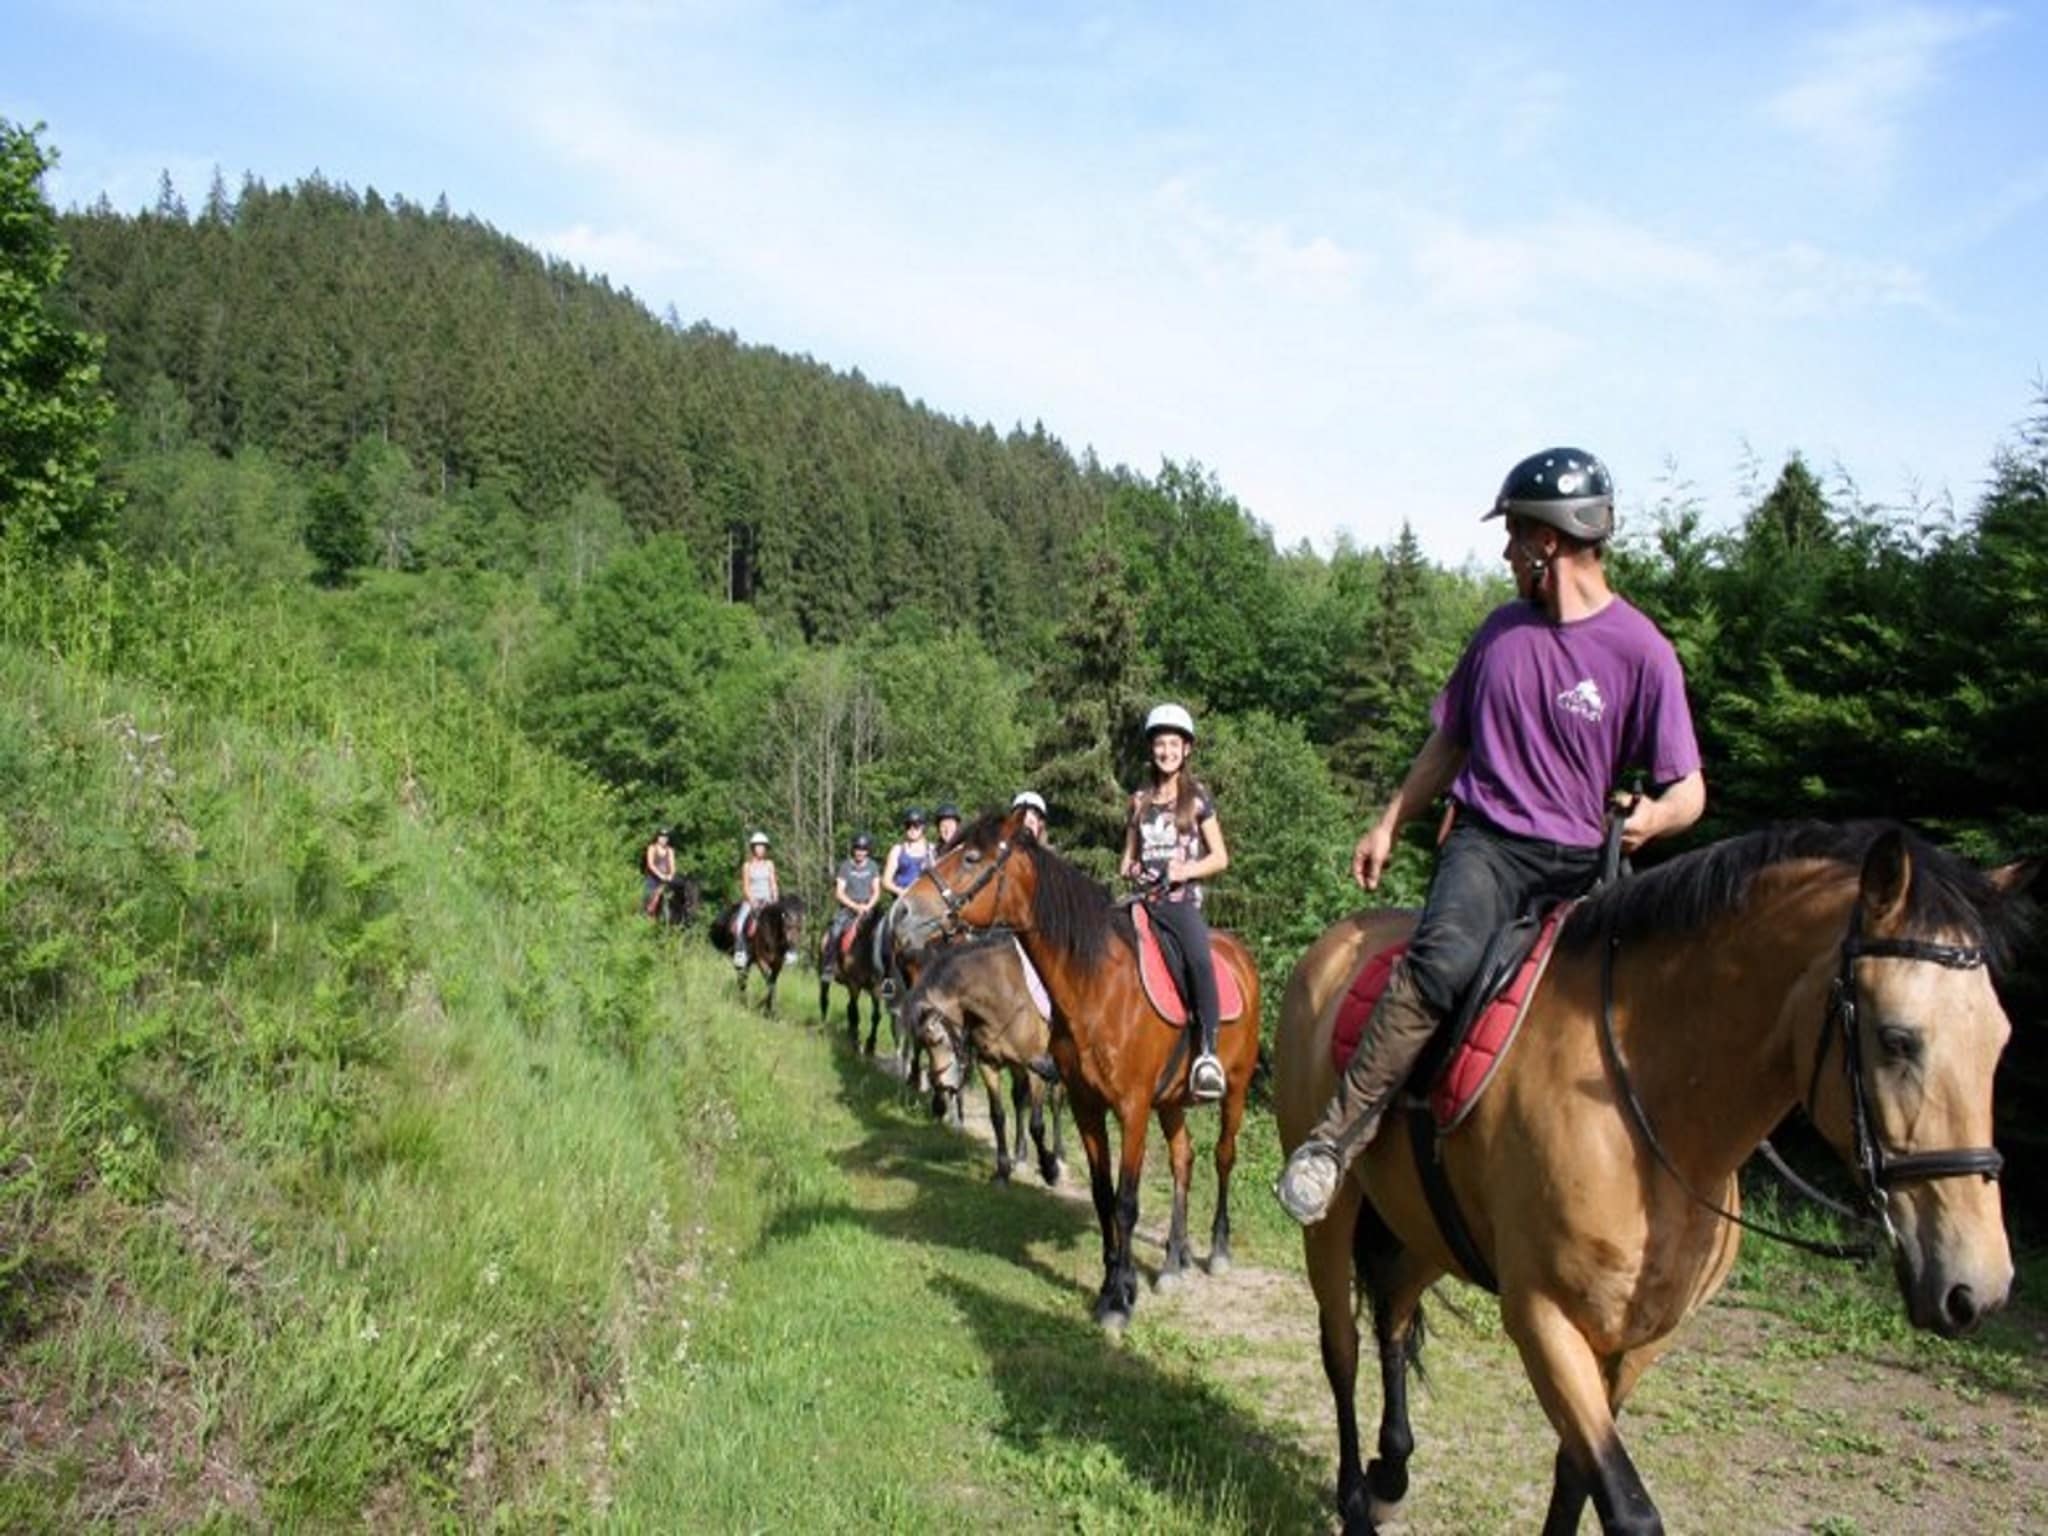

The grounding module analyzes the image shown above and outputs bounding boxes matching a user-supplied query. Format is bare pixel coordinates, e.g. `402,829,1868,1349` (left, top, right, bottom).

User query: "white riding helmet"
1011,790,1047,815
747,830,770,849
1144,702,1196,742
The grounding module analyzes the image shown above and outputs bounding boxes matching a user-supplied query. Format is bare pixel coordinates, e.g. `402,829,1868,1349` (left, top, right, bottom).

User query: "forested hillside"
12,131,2048,1182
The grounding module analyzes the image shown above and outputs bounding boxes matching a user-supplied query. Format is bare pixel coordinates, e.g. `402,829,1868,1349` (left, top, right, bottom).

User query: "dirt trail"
877,1047,2048,1534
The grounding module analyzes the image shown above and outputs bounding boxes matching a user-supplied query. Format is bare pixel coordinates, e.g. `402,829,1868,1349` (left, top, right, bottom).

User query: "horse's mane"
1561,820,2031,968
957,812,1135,969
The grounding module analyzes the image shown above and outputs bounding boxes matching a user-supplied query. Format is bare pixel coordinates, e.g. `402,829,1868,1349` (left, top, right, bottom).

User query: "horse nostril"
1942,1284,1980,1333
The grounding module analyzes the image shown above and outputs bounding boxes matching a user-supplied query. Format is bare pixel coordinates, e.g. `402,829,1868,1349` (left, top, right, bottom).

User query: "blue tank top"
893,843,932,887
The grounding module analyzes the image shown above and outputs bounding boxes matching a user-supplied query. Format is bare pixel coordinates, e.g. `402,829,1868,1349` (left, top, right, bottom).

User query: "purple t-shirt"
1433,598,1700,849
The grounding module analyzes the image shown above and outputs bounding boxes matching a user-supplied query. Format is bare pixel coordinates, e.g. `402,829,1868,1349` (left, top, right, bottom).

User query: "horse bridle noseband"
1601,902,2003,1261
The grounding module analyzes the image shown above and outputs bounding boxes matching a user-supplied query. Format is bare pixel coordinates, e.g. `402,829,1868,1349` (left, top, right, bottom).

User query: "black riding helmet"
902,807,926,827
1483,448,1614,544
851,832,874,851
934,803,961,823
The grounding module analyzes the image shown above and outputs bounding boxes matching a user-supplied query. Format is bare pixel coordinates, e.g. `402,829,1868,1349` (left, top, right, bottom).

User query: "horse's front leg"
1304,1197,1370,1533
1027,1076,1060,1186
1009,1071,1031,1164
1070,1096,1125,1327
1153,1103,1195,1294
1505,1290,1662,1536
818,975,830,1027
1104,1094,1149,1326
1209,1065,1246,1276
984,1062,1014,1184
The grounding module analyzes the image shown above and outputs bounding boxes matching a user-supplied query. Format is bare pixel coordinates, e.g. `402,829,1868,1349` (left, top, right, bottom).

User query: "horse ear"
1985,858,2040,898
1860,829,1913,928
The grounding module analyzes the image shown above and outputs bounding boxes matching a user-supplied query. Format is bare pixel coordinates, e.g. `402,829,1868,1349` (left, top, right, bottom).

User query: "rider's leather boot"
1275,962,1439,1225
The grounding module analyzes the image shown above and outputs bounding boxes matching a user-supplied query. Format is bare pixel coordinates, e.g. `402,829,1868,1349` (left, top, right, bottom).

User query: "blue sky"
9,1,2045,563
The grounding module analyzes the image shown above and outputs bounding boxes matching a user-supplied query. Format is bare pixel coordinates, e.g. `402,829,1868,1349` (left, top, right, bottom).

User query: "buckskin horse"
1273,822,2033,1534
819,903,891,1053
708,896,805,1011
895,808,1260,1328
904,932,1067,1187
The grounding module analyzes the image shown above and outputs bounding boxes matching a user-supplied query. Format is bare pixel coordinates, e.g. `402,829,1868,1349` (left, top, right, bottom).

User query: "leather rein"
1598,899,2003,1263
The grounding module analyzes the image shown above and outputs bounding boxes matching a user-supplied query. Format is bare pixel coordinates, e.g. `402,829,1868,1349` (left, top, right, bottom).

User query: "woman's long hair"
1130,765,1210,839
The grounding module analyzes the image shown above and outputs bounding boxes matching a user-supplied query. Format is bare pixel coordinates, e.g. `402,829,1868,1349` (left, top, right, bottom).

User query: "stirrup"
1189,1052,1226,1103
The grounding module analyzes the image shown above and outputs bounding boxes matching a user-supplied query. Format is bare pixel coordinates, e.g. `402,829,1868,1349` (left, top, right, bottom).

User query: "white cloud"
1765,3,2005,184
1406,210,1929,320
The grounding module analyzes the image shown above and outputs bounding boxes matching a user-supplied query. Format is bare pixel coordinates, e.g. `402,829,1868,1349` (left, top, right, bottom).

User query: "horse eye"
962,849,982,865
1877,1024,1923,1066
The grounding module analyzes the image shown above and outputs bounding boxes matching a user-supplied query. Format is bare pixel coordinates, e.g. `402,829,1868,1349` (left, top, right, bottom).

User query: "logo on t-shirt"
1557,678,1605,723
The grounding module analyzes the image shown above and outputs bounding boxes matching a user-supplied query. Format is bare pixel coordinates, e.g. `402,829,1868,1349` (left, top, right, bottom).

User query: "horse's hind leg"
1153,1104,1195,1294
818,976,830,1027
1505,1291,1662,1536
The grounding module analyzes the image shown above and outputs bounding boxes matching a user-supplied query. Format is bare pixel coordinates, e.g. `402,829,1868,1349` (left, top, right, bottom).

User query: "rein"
1597,900,2002,1264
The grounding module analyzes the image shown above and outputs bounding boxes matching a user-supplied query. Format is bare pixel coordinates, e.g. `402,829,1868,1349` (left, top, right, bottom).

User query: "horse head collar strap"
917,839,1015,939
1812,908,2004,1218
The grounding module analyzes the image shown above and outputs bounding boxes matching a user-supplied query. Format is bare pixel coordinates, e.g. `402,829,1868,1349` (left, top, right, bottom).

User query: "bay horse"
895,807,1260,1328
1273,822,2032,1534
819,904,890,1053
904,933,1067,1186
652,875,702,930
708,896,804,1011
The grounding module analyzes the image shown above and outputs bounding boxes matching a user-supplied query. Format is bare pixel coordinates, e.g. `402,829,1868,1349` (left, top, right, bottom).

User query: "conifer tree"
1032,525,1156,866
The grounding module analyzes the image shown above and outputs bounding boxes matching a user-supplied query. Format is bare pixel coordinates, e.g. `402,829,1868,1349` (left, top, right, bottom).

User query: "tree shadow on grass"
747,1028,1336,1529
929,1269,1331,1532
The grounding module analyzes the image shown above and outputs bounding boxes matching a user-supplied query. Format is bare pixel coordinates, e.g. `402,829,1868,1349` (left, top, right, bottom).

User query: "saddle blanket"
1329,905,1571,1131
1013,938,1053,1023
838,923,860,960
1131,904,1246,1027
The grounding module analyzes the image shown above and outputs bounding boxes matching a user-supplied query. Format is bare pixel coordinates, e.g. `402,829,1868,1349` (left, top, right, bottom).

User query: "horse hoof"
991,1166,1011,1186
1206,1252,1232,1278
1094,1307,1130,1335
1366,1456,1409,1518
1153,1268,1185,1296
1040,1158,1061,1187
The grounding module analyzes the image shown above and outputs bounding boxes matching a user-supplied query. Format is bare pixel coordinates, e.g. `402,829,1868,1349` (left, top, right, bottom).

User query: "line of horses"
671,806,2032,1535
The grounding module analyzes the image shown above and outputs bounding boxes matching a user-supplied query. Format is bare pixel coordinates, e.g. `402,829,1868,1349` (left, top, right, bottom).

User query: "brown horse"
896,808,1260,1328
708,897,804,1011
1273,822,2032,1534
819,903,890,1053
904,932,1067,1186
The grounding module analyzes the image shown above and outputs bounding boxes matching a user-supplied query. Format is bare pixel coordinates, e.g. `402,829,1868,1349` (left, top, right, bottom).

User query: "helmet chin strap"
1517,531,1553,604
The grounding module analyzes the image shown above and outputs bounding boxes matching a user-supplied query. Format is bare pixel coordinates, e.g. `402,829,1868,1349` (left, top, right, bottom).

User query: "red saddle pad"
1329,905,1572,1131
1130,904,1246,1027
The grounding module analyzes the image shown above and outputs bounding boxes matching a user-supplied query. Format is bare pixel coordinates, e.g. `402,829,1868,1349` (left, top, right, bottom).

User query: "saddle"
1129,904,1246,1028
838,923,861,961
1330,899,1576,1131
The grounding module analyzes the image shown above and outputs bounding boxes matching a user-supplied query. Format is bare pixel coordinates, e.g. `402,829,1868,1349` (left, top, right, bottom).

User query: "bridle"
911,836,1022,943
1800,906,2003,1245
1600,899,2003,1262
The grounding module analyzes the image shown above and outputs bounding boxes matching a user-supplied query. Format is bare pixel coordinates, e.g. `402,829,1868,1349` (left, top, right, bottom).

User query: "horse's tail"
1353,1193,1428,1386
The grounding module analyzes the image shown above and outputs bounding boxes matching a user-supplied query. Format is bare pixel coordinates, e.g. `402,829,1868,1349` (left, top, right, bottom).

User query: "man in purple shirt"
1277,447,1706,1225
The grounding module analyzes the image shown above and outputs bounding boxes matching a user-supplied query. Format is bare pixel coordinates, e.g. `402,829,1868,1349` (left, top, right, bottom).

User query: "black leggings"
1149,898,1219,1034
